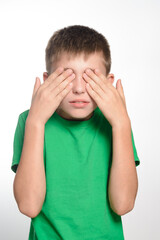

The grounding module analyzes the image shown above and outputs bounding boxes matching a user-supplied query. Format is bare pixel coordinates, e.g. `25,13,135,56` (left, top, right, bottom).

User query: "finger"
116,79,127,106
31,77,41,102
45,67,64,84
83,73,105,99
84,69,102,85
85,83,102,106
48,68,74,90
94,68,107,82
51,73,75,96
56,81,73,104
84,68,114,90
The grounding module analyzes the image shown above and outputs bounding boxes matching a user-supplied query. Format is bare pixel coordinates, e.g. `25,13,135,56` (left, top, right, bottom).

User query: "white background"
1,0,160,239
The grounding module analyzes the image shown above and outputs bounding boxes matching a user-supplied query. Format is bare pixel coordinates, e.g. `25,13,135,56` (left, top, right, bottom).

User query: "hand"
28,67,75,125
83,68,130,128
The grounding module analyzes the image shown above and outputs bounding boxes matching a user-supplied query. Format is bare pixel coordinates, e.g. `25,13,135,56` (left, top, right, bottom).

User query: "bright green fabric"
11,107,140,240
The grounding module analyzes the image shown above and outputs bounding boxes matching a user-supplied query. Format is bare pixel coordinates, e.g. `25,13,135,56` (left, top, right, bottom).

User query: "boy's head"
43,25,114,121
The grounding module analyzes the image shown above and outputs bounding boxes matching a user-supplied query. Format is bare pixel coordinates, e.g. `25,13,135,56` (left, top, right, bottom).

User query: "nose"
71,74,86,94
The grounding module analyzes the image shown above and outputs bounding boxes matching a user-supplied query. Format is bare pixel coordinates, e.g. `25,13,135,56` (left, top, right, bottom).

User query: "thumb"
31,77,41,102
116,79,127,107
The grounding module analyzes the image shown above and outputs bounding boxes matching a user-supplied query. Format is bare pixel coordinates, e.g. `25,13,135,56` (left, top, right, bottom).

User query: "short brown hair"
45,25,111,75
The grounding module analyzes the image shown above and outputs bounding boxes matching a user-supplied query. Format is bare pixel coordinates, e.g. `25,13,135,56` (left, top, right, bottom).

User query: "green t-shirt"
11,107,140,240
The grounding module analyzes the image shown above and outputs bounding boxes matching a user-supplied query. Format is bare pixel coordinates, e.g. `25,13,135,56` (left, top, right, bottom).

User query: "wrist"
26,114,45,129
112,116,131,132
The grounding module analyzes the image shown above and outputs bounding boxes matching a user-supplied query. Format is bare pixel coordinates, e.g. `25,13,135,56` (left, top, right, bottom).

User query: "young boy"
11,25,140,240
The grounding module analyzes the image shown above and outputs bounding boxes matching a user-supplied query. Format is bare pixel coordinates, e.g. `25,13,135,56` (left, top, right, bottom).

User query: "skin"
43,51,138,215
43,51,114,121
13,51,138,217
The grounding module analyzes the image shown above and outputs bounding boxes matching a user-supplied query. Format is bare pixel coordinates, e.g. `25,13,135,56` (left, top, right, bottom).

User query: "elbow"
113,201,135,216
18,202,41,218
109,196,136,216
108,186,138,216
13,179,45,219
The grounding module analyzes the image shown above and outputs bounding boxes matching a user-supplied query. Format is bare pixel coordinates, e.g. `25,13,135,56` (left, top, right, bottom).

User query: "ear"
43,72,49,82
106,73,114,85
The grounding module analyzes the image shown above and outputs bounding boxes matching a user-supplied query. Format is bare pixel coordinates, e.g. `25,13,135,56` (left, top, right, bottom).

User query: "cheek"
93,101,97,107
89,97,97,106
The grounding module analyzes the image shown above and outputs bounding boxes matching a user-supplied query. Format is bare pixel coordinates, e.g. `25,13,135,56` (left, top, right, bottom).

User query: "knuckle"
94,85,98,91
62,72,67,78
65,80,69,85
61,88,67,97
57,86,61,92
61,88,67,95
65,69,72,76
91,90,95,96
57,93,63,102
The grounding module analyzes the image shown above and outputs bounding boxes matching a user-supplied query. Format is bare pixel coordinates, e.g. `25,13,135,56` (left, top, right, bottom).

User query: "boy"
11,25,140,240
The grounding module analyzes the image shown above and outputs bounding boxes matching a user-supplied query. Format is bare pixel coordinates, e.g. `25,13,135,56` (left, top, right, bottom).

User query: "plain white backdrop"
1,0,160,239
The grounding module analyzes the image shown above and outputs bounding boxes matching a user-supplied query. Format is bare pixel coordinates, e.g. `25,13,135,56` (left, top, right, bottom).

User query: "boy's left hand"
83,68,130,128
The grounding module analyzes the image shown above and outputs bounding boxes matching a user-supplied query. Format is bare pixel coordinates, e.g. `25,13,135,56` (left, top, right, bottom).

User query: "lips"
69,99,89,103
69,102,89,108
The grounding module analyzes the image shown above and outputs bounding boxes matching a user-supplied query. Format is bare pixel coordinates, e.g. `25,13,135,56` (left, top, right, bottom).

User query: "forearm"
13,116,46,218
108,119,138,216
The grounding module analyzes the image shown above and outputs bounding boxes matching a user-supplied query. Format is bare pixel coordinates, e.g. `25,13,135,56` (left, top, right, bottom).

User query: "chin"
56,101,97,120
74,112,94,120
56,108,94,121
70,112,93,120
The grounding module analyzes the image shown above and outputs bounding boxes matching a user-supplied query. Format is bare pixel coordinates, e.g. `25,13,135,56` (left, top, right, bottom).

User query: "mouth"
69,102,89,108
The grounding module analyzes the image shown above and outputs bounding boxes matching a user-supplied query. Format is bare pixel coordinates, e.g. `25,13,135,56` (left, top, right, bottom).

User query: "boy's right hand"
27,67,75,125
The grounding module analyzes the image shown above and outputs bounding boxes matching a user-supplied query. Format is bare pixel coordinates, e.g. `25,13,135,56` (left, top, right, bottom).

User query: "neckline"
53,107,99,128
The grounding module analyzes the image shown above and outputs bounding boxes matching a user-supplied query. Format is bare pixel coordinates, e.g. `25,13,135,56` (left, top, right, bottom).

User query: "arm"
13,116,46,218
81,68,139,216
108,118,138,216
13,68,75,218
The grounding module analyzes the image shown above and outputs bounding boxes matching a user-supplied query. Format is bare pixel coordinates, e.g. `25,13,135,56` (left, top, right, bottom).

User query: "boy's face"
43,51,112,121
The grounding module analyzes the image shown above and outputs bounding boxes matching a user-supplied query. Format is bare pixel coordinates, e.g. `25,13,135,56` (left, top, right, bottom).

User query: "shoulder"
17,109,30,127
19,109,30,121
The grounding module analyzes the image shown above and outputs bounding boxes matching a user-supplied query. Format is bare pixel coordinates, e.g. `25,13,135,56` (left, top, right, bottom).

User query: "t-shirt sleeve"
11,113,26,173
131,128,140,167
